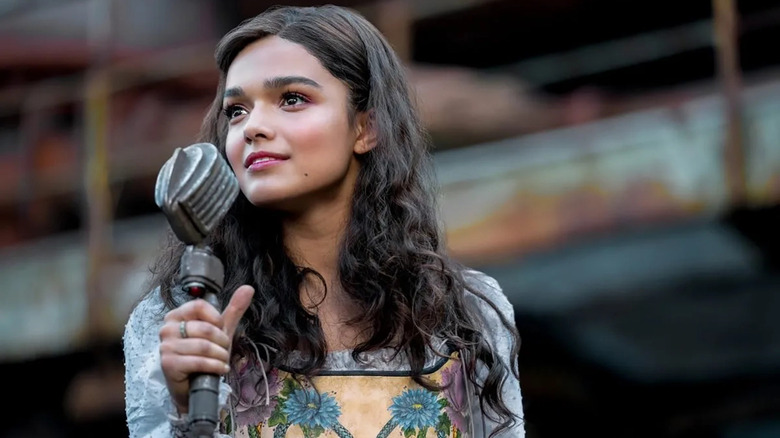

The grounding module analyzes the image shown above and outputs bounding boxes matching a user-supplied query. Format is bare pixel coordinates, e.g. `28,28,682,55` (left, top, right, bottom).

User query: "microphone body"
154,142,239,437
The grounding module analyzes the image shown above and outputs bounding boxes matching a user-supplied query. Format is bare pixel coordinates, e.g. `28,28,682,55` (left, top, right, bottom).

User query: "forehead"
225,35,332,86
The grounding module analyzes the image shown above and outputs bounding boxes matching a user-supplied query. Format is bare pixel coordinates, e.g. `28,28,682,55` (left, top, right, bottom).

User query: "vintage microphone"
154,142,240,437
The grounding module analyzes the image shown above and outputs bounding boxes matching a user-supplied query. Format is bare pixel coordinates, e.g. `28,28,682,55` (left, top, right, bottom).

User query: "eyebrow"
223,76,322,99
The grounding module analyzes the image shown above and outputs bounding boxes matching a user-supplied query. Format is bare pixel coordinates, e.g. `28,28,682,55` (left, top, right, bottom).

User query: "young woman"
123,4,524,437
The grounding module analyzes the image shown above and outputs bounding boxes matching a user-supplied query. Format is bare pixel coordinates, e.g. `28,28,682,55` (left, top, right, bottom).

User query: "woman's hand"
159,285,255,414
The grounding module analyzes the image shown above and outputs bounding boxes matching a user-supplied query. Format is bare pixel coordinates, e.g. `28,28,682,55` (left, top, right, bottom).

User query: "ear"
353,110,377,155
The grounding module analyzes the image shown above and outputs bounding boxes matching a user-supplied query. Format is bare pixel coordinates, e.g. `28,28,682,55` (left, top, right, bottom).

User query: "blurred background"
1,0,779,437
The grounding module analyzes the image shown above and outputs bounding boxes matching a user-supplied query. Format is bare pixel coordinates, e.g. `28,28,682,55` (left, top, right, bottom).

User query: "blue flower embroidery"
282,388,341,429
389,388,441,431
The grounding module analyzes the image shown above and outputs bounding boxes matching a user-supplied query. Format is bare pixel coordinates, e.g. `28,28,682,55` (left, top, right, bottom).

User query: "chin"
245,195,282,208
239,182,285,206
244,192,295,212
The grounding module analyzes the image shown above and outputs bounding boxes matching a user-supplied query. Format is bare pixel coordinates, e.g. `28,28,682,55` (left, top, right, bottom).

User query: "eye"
223,104,247,120
280,92,309,107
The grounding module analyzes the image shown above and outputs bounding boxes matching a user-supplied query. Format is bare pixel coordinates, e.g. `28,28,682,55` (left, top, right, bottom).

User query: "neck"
284,208,342,269
282,201,368,351
281,198,350,305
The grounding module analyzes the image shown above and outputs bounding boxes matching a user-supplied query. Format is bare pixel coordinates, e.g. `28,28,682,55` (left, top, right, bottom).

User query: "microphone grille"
155,143,240,245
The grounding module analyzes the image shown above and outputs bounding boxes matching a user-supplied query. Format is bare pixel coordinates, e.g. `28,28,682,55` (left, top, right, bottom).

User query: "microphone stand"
179,244,225,438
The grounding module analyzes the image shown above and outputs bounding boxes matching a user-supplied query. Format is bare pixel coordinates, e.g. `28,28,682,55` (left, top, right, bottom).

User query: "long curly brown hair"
147,4,521,435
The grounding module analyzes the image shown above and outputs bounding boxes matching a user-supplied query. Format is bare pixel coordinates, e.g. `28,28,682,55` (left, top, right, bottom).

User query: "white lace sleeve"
123,288,178,437
465,271,526,438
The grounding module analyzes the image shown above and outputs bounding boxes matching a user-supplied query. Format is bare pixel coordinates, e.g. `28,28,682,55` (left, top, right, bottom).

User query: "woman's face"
223,35,368,213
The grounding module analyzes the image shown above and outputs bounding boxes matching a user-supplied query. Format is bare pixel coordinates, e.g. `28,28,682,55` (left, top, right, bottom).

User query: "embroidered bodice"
225,351,473,438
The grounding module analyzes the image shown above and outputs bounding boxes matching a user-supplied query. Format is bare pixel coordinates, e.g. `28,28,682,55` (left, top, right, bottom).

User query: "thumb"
222,285,255,340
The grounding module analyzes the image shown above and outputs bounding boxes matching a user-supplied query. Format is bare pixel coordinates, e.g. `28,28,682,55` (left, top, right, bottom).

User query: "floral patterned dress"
223,350,474,438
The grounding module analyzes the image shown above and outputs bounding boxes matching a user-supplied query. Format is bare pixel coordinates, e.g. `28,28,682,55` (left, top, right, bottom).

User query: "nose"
243,107,275,143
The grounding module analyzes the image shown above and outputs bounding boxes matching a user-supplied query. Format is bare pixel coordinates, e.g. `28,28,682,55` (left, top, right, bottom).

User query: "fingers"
160,347,231,383
160,337,231,370
158,285,256,355
160,319,231,351
159,319,231,414
158,285,254,414
164,298,224,329
222,285,255,340
159,319,232,378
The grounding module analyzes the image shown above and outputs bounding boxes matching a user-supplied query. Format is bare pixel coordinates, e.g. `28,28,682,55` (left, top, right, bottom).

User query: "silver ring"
179,320,189,339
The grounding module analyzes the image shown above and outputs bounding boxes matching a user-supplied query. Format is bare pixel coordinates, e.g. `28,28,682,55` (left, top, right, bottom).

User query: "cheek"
291,116,352,157
290,128,323,154
224,130,245,173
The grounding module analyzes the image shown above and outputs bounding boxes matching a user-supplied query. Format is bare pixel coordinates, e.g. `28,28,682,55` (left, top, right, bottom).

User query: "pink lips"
244,151,287,171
